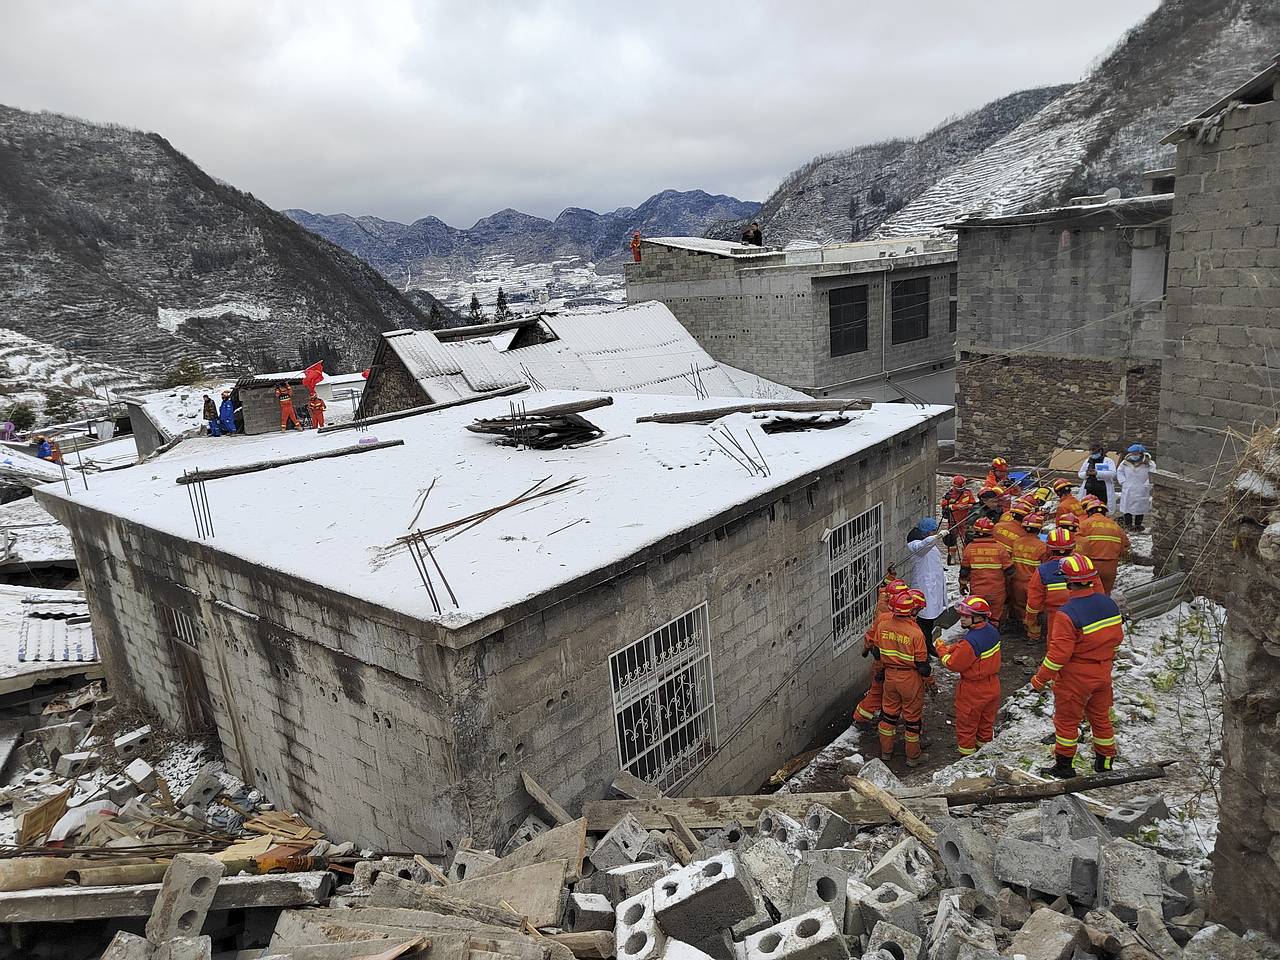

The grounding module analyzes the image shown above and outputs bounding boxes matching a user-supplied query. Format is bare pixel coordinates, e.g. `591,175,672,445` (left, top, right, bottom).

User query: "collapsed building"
36,389,948,852
622,238,958,433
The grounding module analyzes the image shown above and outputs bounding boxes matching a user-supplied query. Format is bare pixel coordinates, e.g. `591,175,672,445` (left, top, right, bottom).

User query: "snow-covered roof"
37,391,948,635
0,585,99,694
642,237,774,257
121,382,236,442
384,329,526,405
0,497,75,566
946,193,1173,229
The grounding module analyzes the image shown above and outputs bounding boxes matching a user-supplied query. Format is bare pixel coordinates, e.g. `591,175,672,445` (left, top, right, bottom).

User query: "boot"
905,752,929,768
1135,516,1145,532
1039,754,1076,779
1094,754,1115,773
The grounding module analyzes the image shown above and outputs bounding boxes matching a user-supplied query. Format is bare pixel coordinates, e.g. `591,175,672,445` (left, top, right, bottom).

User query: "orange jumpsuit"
872,614,928,760
960,539,1013,624
941,488,978,561
993,516,1025,554
1009,531,1050,627
936,622,1002,754
277,384,301,431
308,395,326,429
1078,515,1129,594
1033,591,1124,761
853,589,896,725
1055,494,1084,525
1024,555,1079,639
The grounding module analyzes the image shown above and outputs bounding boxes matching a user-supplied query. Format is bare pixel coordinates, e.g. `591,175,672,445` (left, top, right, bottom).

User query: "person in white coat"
1078,443,1117,511
906,517,950,649
1117,444,1155,531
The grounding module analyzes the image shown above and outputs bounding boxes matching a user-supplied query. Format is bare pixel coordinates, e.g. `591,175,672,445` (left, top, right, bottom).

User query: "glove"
870,647,881,660
861,648,870,659
915,660,932,678
1030,673,1052,692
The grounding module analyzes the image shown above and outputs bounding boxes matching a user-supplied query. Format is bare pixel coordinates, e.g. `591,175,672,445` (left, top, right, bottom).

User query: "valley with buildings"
0,1,1278,959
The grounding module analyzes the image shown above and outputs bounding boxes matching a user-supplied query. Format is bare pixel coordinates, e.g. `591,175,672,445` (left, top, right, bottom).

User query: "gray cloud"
0,0,1162,225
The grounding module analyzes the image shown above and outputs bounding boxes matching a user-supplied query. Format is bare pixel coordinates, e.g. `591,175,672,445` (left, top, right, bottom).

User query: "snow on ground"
418,255,626,314
157,300,271,334
0,497,74,565
129,381,236,440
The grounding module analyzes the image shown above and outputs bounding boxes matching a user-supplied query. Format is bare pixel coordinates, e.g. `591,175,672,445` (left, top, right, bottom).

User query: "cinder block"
662,941,717,960
841,878,875,938
866,837,932,897
700,821,749,855
591,814,649,872
1003,907,1086,960
740,836,800,910
352,858,432,891
607,861,669,906
653,852,754,945
859,882,919,938
616,889,667,960
1103,795,1171,836
1039,796,1111,844
565,891,614,933
744,908,849,960
786,857,847,922
866,920,922,960
730,873,774,942
33,721,86,763
104,774,138,806
54,750,97,779
22,767,55,786
154,936,212,960
1004,809,1042,840
803,805,853,849
177,762,222,808
640,830,676,866
928,893,997,960
937,823,1000,897
447,847,498,882
994,836,1096,902
502,812,552,856
801,848,869,880
756,808,816,853
101,931,152,960
1097,839,1164,922
145,853,224,943
113,725,154,759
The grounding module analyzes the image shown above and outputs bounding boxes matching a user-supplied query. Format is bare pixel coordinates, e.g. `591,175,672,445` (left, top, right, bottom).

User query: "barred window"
830,504,883,654
609,604,717,792
891,276,930,344
828,285,869,357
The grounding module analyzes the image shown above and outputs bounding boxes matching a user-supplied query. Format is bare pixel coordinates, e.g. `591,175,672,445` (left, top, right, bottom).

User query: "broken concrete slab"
652,852,755,945
994,836,1096,902
802,805,853,850
1097,839,1164,922
937,822,1000,897
605,861,668,906
447,847,499,882
145,853,224,943
1135,908,1184,960
1103,796,1171,837
743,907,849,960
866,919,922,960
800,847,868,879
478,818,587,882
565,892,614,933
615,888,666,960
930,893,998,960
841,878,875,939
787,859,846,922
101,931,153,960
740,836,800,910
854,759,902,792
1003,907,1087,960
1040,796,1111,845
995,888,1032,929
590,814,648,872
154,935,212,960
429,858,569,927
1183,924,1261,960
610,771,663,801
866,837,932,897
352,859,433,892
32,720,86,762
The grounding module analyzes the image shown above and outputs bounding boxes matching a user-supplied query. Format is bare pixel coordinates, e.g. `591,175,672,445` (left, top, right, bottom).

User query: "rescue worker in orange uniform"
974,487,1004,534
1010,511,1050,631
1056,512,1081,536
276,383,302,431
1024,528,1080,641
853,576,909,728
1078,498,1130,595
985,457,1010,491
307,392,326,430
959,517,1014,625
993,500,1032,554
872,589,931,765
940,477,977,562
935,596,1002,756
1053,478,1084,526
1031,555,1125,778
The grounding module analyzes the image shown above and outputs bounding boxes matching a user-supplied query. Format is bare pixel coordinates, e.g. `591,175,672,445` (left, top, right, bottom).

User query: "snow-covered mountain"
0,104,457,383
873,0,1280,237
285,189,761,288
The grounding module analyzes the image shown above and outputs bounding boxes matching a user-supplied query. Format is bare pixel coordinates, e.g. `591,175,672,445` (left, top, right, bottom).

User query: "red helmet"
1057,512,1080,530
908,588,927,611
979,485,1002,499
1023,512,1046,531
954,595,992,619
951,475,967,488
888,591,918,616
991,457,1009,473
1060,555,1098,584
973,517,995,535
1052,478,1074,494
1047,528,1075,552
1010,501,1033,519
1085,499,1107,515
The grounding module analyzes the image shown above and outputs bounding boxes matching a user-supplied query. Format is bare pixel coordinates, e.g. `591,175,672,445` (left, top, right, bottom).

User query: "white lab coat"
906,532,947,619
1078,456,1117,510
1117,457,1155,516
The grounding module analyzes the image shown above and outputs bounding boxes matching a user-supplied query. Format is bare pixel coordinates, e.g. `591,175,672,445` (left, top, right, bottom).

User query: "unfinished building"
357,301,798,420
37,390,947,853
949,190,1171,463
623,238,958,419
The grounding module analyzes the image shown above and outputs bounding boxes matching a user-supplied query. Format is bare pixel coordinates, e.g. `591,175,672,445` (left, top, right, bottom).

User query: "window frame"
829,503,884,655
891,276,931,344
828,284,870,357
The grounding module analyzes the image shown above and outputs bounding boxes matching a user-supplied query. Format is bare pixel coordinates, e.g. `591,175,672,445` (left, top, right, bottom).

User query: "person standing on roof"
1078,443,1116,510
940,477,977,563
935,596,1002,756
741,221,763,247
34,435,52,460
872,589,930,766
276,383,302,432
1116,444,1155,531
202,394,220,437
1031,555,1124,778
959,517,1014,626
218,391,237,435
630,232,643,263
1024,528,1080,643
906,517,951,647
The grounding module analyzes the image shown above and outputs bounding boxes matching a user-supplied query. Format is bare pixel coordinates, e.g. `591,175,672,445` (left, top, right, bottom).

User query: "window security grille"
830,503,883,654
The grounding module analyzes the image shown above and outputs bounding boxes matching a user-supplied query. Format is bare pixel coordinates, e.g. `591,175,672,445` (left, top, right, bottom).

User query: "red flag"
361,368,370,380
301,361,324,395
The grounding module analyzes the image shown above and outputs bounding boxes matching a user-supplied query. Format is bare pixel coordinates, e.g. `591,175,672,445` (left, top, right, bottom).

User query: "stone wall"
358,341,428,419
953,217,1167,463
39,418,940,853
626,244,956,394
240,384,307,435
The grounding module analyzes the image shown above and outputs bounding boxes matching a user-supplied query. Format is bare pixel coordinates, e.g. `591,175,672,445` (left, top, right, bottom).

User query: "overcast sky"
0,0,1163,226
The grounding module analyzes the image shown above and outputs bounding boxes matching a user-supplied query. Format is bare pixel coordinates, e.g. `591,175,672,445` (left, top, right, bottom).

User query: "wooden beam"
473,819,586,882
548,932,614,959
582,793,948,833
636,399,871,425
320,384,529,435
369,874,524,928
995,765,1113,816
609,771,662,801
434,318,544,342
502,397,612,420
664,814,701,860
519,771,573,826
175,440,403,484
940,763,1172,808
844,777,939,855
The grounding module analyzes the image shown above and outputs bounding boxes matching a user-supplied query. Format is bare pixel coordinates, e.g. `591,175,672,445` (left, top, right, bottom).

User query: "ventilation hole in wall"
331,692,338,703
561,690,569,700
384,717,391,729
546,698,556,709
445,839,454,851
515,743,526,758
499,752,509,768
372,711,380,723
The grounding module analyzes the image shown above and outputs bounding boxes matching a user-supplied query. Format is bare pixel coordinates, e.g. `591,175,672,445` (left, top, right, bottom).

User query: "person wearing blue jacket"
34,436,53,460
218,390,237,435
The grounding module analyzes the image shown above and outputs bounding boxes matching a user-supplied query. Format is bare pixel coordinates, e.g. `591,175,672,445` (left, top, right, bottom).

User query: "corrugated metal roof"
388,331,524,403
18,616,96,663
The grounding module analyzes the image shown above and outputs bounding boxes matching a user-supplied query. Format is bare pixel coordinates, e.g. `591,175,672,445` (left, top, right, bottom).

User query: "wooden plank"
583,793,948,833
635,399,870,424
844,777,939,857
473,819,586,882
663,830,692,866
520,771,573,826
428,859,568,928
369,876,525,929
177,440,403,484
326,385,530,434
664,814,701,860
609,771,662,801
548,932,614,959
946,763,1171,808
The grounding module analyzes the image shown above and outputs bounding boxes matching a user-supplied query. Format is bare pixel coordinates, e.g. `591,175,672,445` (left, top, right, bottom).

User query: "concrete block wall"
359,345,428,418
240,385,307,435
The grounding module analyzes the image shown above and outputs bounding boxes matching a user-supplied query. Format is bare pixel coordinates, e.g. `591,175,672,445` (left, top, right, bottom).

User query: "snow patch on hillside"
157,300,272,334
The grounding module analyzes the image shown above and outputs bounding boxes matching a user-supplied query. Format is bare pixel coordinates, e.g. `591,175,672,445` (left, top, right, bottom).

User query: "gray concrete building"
37,390,946,853
623,238,958,432
948,192,1171,464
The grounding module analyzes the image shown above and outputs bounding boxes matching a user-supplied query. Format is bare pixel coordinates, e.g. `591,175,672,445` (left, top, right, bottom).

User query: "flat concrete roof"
946,193,1173,230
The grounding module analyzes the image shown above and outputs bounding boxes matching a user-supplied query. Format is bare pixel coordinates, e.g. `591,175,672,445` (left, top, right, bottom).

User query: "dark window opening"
948,272,958,333
891,277,930,344
828,285,869,357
